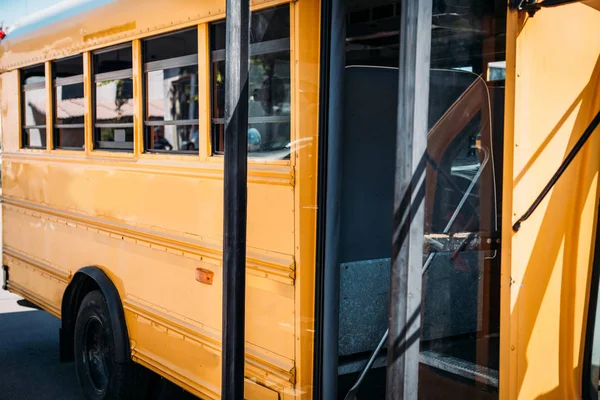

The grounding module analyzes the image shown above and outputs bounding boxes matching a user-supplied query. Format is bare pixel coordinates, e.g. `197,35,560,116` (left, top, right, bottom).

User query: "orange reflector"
195,268,214,285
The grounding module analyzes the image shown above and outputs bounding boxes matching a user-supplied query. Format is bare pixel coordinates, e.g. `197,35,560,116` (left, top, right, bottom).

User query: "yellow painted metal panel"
1,71,21,152
505,3,600,399
44,61,53,151
2,253,68,317
292,0,320,396
3,203,295,391
198,23,211,161
501,7,518,400
132,39,143,156
83,52,93,155
1,157,295,254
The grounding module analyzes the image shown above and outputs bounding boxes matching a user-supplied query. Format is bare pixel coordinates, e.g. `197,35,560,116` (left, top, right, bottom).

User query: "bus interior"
321,0,506,398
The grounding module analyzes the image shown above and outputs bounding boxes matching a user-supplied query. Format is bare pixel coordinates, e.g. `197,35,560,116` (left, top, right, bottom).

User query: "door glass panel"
334,0,505,398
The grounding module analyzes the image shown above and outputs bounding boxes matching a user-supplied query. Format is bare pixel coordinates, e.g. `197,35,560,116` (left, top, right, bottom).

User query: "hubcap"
83,317,109,392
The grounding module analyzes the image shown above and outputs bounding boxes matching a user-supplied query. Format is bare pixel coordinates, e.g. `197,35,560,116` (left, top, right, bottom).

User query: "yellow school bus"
2,0,600,399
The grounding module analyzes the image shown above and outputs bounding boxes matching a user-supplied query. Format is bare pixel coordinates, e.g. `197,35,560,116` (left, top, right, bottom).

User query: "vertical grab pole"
222,0,250,398
387,0,432,398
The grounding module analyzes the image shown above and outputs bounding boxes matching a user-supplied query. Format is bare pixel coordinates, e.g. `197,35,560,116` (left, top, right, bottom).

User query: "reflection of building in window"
143,27,198,153
210,4,291,159
487,61,506,82
54,55,85,149
21,64,47,148
93,44,134,151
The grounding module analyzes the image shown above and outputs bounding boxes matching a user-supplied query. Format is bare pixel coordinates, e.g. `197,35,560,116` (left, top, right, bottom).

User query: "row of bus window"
20,5,291,157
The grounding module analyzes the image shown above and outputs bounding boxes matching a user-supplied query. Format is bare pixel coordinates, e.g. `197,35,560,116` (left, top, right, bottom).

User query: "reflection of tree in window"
142,28,198,153
93,44,134,150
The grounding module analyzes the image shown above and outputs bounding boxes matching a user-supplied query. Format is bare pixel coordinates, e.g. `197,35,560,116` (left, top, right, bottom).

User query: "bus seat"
338,67,397,357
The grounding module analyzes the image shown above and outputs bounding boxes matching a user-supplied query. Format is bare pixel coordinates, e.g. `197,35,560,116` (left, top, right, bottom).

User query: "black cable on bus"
510,0,585,16
513,108,600,232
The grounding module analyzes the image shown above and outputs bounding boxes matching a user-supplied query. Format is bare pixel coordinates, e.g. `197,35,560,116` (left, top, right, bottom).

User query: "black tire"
74,290,149,400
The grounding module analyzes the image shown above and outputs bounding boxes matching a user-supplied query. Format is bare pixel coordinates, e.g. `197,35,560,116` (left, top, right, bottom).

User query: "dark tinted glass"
212,61,225,119
21,64,46,148
95,79,134,124
59,82,84,101
95,127,133,150
54,56,84,149
23,128,47,148
22,64,45,85
146,125,199,152
249,52,291,117
144,28,198,63
94,45,132,74
56,127,84,148
210,4,291,158
210,5,290,51
147,65,199,121
54,55,83,78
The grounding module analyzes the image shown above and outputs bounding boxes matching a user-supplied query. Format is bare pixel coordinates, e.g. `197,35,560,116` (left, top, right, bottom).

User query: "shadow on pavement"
0,293,198,400
16,299,41,310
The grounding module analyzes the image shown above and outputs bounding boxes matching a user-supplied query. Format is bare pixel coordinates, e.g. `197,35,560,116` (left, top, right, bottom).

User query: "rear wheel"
74,290,149,400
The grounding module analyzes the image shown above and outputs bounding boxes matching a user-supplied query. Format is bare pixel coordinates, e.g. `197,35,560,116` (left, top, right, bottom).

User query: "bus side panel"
1,158,294,255
0,71,21,153
1,155,296,396
2,249,67,318
2,200,295,395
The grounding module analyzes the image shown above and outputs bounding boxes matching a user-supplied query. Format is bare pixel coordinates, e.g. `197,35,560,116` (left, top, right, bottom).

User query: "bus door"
314,0,506,398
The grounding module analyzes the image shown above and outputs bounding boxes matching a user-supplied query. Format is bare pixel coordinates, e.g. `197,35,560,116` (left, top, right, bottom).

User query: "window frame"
21,64,48,149
142,28,200,155
52,55,85,151
209,6,292,157
92,43,135,152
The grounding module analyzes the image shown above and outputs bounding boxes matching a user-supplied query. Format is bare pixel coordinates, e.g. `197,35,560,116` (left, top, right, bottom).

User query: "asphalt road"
0,288,82,399
0,289,197,400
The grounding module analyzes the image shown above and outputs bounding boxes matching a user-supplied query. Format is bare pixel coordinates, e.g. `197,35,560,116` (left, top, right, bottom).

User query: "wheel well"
60,267,131,364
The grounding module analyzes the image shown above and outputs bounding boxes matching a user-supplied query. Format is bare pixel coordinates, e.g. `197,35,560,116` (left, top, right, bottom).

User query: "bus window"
21,64,47,149
53,55,84,150
210,4,291,159
93,44,134,151
143,28,199,153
